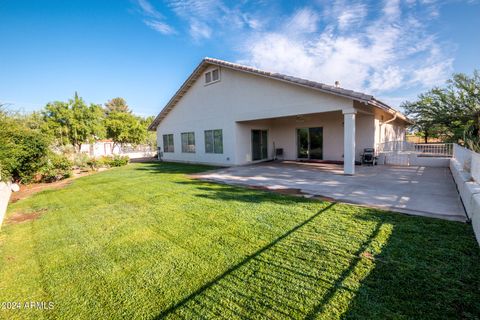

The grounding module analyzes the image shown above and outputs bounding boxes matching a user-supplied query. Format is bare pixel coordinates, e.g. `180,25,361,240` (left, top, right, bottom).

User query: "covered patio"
234,106,406,175
195,162,467,221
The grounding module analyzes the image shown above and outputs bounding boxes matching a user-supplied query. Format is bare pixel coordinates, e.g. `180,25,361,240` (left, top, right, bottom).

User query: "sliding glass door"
252,130,268,161
297,127,323,160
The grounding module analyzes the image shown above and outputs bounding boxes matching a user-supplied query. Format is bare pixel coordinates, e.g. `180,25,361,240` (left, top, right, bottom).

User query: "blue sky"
0,0,479,116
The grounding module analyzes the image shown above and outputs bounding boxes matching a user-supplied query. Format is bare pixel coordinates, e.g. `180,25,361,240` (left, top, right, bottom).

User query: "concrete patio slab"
195,162,467,222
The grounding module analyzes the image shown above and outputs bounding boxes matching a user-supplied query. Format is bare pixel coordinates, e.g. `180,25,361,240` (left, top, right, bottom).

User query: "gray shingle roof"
148,57,408,130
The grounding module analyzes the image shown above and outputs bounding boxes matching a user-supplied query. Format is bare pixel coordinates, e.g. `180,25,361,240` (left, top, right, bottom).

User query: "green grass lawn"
0,162,479,320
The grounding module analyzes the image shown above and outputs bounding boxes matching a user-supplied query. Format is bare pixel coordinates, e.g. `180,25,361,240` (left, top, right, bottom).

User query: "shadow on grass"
135,161,315,205
175,179,315,205
153,200,480,319
155,203,337,319
133,161,218,175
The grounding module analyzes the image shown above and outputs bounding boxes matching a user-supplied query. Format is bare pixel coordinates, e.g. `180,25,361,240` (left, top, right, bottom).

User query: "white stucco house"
148,58,410,174
79,140,154,159
80,140,121,157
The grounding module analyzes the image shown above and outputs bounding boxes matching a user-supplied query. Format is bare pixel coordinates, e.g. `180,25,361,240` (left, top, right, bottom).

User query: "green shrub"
99,155,129,167
86,157,100,170
110,155,129,167
40,153,73,183
72,153,90,170
79,155,130,170
0,118,50,183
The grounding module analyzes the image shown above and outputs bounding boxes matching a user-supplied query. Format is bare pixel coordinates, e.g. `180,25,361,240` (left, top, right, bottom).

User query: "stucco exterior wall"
235,119,273,164
355,113,376,160
267,112,345,162
156,66,356,166
224,68,354,121
374,111,406,146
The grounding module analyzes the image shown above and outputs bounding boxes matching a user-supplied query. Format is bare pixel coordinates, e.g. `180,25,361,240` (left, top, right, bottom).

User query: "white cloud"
136,0,176,35
143,19,177,35
285,8,319,34
241,33,317,76
369,66,404,91
137,0,163,19
167,0,234,39
133,0,455,102
165,0,266,39
239,0,453,99
168,0,221,19
337,3,368,30
242,14,263,30
383,0,401,19
189,19,212,40
411,60,453,87
321,0,368,31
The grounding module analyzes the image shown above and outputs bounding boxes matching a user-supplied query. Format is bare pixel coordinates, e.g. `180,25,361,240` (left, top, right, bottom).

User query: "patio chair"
274,148,284,161
361,148,377,166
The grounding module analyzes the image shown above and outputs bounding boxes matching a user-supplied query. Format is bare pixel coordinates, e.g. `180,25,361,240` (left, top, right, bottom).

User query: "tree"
402,70,480,145
105,97,130,114
140,115,157,149
446,71,480,138
402,90,454,143
43,93,105,152
105,112,146,150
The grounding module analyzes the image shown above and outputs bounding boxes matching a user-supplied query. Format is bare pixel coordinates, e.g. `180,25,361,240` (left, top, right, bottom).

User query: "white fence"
376,141,453,167
80,143,155,159
450,144,480,245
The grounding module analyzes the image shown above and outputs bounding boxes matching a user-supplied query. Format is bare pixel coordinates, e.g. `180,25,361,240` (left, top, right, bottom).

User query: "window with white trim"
181,132,195,153
163,134,174,153
205,68,220,85
205,129,223,154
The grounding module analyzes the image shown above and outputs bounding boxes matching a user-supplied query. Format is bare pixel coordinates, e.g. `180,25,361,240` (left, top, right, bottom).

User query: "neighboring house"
148,58,410,174
80,140,120,157
80,140,155,159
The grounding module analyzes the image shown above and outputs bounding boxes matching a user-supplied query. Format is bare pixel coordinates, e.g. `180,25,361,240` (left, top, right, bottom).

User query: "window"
163,134,174,153
212,69,219,81
205,68,220,85
205,129,223,154
181,132,195,153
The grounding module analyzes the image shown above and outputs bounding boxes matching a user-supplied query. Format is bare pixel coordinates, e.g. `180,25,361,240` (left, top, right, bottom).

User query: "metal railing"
413,143,453,157
376,141,453,157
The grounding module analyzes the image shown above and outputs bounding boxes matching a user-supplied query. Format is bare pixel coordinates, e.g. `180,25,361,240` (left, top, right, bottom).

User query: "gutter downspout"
379,111,398,144
383,111,398,125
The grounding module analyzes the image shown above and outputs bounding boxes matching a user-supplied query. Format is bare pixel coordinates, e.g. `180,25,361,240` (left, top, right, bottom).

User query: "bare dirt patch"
6,208,48,224
9,170,96,203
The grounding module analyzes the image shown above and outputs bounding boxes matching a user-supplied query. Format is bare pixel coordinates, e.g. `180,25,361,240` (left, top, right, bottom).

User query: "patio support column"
343,110,356,175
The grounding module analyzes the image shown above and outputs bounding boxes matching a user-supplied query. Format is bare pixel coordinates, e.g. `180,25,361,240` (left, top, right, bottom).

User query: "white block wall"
450,144,480,245
0,182,13,228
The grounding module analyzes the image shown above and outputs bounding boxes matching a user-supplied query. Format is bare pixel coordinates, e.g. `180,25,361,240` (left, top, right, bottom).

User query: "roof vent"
335,81,340,88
